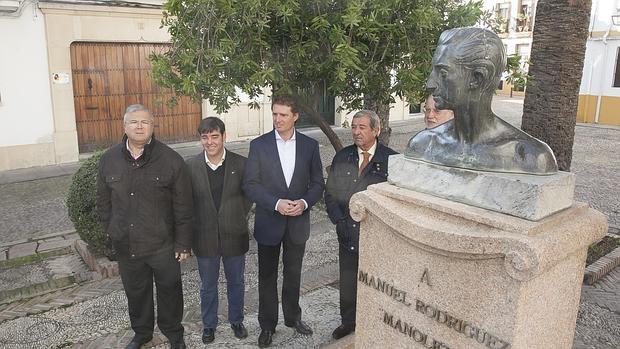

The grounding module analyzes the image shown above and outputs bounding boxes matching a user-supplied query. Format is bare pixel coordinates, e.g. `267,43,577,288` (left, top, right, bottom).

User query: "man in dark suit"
186,117,251,344
243,95,325,348
324,110,398,340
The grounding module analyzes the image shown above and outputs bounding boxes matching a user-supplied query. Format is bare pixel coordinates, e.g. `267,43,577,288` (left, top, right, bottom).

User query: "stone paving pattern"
574,268,620,349
0,210,339,348
0,96,618,348
0,176,74,243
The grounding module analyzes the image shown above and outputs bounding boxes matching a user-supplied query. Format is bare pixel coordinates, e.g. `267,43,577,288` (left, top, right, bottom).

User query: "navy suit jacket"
243,129,325,246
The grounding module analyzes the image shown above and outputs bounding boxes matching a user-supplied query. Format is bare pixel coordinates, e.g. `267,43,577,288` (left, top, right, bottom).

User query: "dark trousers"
257,229,306,331
339,244,359,326
196,254,246,329
118,248,184,342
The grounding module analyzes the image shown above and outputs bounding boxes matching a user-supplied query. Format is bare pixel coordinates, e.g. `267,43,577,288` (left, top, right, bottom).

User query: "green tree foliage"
66,152,112,258
152,0,484,149
504,55,527,97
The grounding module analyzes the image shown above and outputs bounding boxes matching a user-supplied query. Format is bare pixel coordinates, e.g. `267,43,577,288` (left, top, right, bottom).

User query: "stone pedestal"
349,160,607,349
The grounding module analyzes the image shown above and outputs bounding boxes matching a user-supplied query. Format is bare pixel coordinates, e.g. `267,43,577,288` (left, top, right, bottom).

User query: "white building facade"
483,0,536,96
484,0,620,126
0,1,56,170
577,0,620,126
0,0,413,172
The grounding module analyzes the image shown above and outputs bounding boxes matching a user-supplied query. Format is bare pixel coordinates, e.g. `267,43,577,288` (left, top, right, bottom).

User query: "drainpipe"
594,25,612,124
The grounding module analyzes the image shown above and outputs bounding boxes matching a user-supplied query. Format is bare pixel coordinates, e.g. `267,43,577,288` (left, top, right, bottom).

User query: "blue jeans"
196,254,246,329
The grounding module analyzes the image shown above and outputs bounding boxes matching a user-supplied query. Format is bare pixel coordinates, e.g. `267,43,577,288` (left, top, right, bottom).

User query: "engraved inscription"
421,268,431,286
415,300,510,349
383,310,451,349
358,270,412,306
359,269,511,349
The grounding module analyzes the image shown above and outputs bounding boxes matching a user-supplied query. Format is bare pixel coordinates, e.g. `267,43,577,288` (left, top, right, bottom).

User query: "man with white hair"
424,94,454,129
97,104,193,349
324,110,398,340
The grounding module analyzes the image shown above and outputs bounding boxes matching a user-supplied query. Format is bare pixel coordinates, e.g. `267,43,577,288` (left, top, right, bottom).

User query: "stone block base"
388,154,575,221
349,183,607,349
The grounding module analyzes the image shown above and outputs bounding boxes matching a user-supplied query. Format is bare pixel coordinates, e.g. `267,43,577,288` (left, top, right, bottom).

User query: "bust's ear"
469,67,488,90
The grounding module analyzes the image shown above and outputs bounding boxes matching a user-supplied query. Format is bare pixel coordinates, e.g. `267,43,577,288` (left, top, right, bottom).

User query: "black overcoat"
324,142,398,253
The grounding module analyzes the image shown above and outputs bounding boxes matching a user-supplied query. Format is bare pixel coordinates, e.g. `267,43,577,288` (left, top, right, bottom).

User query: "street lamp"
612,15,620,26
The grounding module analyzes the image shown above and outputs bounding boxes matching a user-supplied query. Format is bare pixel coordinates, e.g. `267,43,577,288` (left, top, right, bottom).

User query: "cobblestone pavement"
0,96,618,348
0,209,340,348
574,268,620,349
0,176,74,243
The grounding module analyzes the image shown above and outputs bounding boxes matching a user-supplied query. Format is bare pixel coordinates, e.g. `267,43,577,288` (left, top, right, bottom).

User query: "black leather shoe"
169,338,187,349
258,329,274,348
231,323,248,339
202,328,215,344
332,323,355,339
125,336,152,349
285,320,313,335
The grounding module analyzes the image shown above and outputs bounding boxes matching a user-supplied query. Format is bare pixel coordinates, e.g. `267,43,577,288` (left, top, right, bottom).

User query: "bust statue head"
405,27,558,175
429,27,505,112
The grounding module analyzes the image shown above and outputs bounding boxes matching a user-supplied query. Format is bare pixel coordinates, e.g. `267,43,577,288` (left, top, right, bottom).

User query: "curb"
584,244,620,285
0,229,77,250
74,239,119,279
0,245,72,269
0,275,76,306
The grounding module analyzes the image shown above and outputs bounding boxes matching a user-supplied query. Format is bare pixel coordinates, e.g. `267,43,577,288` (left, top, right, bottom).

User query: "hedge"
66,151,113,258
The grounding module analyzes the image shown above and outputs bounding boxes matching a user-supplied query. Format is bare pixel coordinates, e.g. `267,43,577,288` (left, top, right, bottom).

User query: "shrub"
66,151,112,257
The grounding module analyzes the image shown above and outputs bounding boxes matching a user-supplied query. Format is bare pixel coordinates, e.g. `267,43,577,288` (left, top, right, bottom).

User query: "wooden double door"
71,42,201,152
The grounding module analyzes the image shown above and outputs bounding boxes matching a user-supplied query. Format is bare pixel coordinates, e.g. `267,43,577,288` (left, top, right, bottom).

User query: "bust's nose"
425,79,436,93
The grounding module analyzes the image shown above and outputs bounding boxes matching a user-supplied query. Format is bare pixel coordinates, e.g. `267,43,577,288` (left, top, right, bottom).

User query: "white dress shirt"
126,138,152,160
204,148,226,171
275,130,296,187
274,129,307,211
357,140,378,167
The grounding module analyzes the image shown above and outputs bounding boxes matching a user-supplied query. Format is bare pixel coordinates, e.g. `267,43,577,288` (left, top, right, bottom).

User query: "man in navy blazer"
243,95,325,347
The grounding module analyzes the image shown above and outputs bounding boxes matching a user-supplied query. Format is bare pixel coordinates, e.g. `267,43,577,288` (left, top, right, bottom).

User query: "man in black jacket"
97,104,193,349
186,117,251,344
324,110,398,340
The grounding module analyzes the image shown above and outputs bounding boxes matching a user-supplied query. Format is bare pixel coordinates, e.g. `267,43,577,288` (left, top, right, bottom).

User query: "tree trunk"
363,97,392,146
521,0,591,171
297,101,343,152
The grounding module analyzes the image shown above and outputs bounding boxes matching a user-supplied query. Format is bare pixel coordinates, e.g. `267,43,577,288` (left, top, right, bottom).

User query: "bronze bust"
405,27,558,175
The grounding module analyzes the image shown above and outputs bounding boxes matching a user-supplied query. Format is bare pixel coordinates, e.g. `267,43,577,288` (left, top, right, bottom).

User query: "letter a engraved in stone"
421,268,431,286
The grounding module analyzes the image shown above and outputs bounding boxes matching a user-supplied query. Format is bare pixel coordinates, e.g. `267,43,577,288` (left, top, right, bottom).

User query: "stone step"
0,253,90,305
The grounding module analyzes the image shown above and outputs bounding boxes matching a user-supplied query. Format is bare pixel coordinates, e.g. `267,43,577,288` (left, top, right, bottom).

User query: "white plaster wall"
580,0,620,98
580,40,620,97
0,3,54,147
590,0,620,33
502,37,532,58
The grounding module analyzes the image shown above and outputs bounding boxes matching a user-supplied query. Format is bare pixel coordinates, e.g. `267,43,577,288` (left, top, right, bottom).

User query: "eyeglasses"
126,120,154,127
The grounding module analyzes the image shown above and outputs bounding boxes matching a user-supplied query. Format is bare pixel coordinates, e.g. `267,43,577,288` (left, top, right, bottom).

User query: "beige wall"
337,96,415,128
210,93,413,141
2,2,413,171
27,3,169,170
